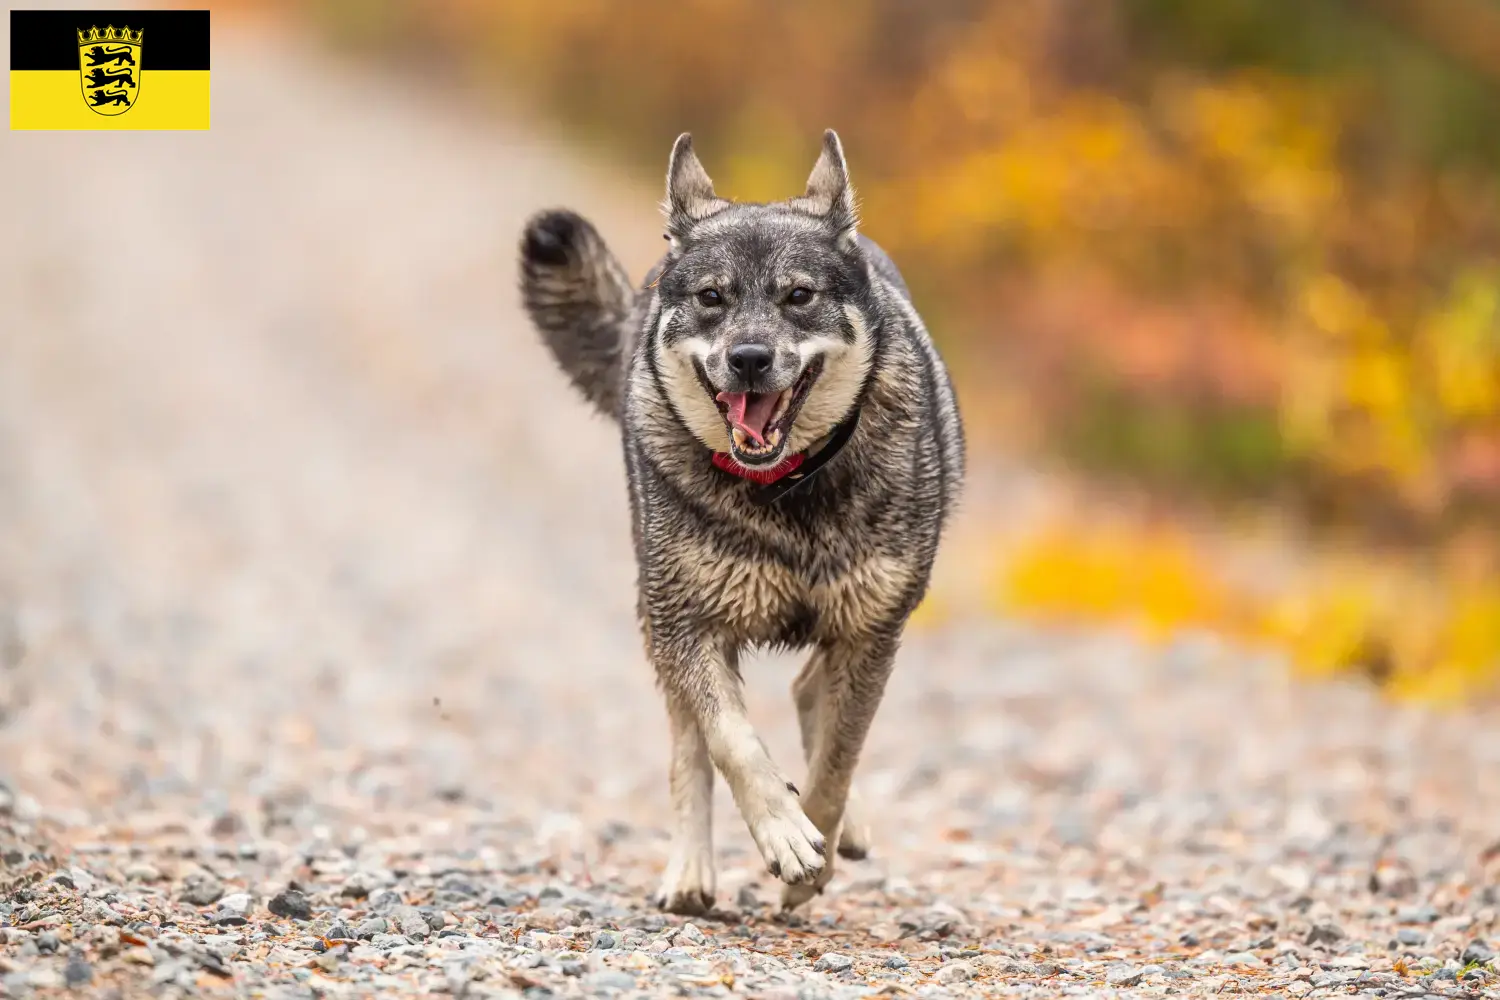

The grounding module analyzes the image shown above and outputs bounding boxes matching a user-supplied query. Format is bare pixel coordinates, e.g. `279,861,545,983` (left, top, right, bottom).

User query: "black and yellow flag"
10,9,210,130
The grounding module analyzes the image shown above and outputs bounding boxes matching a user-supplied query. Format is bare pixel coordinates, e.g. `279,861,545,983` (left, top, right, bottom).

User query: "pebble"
1306,923,1345,945
936,961,972,983
1461,940,1496,966
267,888,312,920
813,952,852,973
356,917,388,939
884,955,910,969
64,953,93,987
675,922,707,947
1106,964,1143,987
179,872,225,906
394,908,431,939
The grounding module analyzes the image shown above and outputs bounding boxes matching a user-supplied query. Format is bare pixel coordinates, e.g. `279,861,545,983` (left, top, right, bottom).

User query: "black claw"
768,860,781,878
837,843,868,861
811,838,826,857
785,781,799,796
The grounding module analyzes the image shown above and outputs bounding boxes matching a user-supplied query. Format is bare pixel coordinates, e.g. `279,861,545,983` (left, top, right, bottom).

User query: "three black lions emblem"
77,25,143,116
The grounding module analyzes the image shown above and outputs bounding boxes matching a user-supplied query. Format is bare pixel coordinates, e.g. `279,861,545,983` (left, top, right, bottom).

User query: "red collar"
712,451,806,485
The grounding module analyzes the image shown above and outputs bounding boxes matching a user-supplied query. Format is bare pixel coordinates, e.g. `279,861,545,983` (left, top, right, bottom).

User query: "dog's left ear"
799,129,858,248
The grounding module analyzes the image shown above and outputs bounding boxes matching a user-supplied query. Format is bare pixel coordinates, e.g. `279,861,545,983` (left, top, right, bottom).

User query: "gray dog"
519,130,964,912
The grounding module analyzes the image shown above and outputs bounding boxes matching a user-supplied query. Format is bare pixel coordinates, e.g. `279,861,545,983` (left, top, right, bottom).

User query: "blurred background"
7,0,1500,764
264,0,1500,703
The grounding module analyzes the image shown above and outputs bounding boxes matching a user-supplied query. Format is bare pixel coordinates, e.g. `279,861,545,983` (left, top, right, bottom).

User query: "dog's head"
651,130,875,469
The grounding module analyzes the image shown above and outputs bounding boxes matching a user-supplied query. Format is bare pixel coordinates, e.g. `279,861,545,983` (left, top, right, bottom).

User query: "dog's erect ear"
799,129,858,245
663,133,728,244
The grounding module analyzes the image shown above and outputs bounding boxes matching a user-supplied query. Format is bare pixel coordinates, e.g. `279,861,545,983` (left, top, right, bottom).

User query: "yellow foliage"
998,523,1500,703
999,525,1233,645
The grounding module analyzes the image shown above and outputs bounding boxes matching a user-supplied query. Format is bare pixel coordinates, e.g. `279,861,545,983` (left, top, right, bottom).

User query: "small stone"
586,969,637,991
64,954,92,987
423,910,446,932
559,959,585,977
1225,951,1262,967
884,955,909,970
1461,940,1495,966
214,892,251,925
593,932,616,950
735,885,759,909
813,952,852,973
326,921,354,941
1398,905,1439,924
936,961,972,984
371,933,411,950
674,922,707,947
355,916,387,939
123,946,155,966
179,872,224,906
395,908,431,939
1397,928,1426,946
35,931,58,954
370,889,404,910
1307,923,1345,946
1106,965,1143,987
124,861,162,883
268,889,312,921
217,892,251,916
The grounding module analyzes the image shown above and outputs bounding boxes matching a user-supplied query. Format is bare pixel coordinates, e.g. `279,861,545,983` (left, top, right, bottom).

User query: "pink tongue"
715,391,780,445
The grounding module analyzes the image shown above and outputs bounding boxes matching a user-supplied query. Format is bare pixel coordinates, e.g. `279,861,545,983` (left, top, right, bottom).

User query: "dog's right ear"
663,133,728,247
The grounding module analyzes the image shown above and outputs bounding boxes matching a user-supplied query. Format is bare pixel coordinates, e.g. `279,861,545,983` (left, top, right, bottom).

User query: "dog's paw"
780,868,831,911
748,807,826,887
521,210,582,268
837,793,873,861
655,843,715,916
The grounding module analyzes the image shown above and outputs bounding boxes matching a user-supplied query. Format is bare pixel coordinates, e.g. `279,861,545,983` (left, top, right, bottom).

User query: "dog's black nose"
727,343,774,379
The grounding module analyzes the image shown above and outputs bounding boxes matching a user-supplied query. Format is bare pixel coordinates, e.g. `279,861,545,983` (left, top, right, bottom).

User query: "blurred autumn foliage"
300,0,1500,534
274,0,1500,697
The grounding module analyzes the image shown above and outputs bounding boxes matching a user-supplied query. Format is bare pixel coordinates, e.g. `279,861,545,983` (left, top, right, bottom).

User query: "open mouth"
714,360,823,465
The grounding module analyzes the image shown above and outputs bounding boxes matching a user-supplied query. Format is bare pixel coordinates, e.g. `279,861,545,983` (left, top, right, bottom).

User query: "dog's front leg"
792,649,873,861
654,635,827,890
655,690,716,914
782,633,898,910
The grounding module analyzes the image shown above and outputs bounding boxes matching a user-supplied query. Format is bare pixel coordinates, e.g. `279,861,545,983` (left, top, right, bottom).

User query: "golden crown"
77,25,143,45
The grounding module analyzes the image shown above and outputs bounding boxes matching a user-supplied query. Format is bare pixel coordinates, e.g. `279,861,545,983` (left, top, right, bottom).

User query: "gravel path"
3,25,1500,1000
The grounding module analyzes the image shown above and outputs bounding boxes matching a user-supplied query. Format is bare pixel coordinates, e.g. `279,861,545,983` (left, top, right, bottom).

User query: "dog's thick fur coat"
519,131,964,912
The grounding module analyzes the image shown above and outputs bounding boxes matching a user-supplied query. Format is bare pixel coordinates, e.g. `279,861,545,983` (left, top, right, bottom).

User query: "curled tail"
519,210,635,419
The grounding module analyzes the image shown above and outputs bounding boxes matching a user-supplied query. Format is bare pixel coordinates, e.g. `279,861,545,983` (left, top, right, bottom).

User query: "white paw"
748,805,826,886
656,843,715,915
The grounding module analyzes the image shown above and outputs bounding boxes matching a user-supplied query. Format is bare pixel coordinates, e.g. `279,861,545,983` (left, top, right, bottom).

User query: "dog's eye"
787,287,815,306
697,288,722,307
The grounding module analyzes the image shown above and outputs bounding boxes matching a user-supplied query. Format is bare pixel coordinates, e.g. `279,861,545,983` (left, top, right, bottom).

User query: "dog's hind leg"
655,636,827,889
791,650,872,861
655,691,716,915
782,634,898,910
